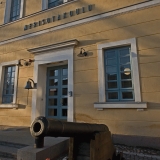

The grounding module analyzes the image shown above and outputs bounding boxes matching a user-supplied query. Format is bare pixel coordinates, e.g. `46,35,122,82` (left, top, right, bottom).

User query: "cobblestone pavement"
115,144,160,160
56,145,160,160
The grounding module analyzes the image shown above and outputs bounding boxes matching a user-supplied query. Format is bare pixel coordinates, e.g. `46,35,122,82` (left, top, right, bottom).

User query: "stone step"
0,141,28,160
0,145,17,159
0,158,15,160
0,141,28,149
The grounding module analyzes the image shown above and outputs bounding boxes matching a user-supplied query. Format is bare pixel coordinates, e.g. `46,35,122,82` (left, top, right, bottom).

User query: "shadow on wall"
0,1,160,120
17,104,27,109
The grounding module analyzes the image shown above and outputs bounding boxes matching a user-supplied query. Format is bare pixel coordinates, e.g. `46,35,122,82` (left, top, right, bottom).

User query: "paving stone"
115,144,160,160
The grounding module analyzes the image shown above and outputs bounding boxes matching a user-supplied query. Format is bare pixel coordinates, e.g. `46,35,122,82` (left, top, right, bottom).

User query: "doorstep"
17,137,69,160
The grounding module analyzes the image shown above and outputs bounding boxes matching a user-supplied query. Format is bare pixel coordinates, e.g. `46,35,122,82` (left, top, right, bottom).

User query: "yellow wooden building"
0,0,160,147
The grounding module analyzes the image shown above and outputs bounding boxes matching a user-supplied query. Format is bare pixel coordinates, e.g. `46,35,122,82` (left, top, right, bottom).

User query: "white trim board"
1,0,160,45
94,102,147,109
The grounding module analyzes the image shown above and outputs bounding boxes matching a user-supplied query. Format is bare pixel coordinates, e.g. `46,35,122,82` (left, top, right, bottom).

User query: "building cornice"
0,0,160,45
27,39,78,55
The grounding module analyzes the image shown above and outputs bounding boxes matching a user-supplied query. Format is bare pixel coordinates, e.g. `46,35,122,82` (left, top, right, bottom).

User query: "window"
4,0,24,23
10,0,21,22
2,66,15,103
94,38,147,109
104,46,134,101
48,0,63,9
42,0,73,10
0,61,19,108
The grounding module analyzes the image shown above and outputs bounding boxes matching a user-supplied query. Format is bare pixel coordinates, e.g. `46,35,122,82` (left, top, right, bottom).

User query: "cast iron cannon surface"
30,116,109,148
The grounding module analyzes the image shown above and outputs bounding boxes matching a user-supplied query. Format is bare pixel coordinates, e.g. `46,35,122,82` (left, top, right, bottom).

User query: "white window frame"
4,0,24,24
94,38,147,109
0,60,19,108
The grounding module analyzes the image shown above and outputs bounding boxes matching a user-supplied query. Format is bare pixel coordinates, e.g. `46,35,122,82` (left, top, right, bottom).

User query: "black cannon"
30,116,119,160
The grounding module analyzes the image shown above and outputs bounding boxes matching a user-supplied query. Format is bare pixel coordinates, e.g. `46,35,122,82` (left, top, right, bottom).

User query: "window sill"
94,102,147,110
0,103,18,109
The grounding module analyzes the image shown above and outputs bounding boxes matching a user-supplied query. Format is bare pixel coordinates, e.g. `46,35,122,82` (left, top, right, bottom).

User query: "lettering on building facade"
24,5,93,31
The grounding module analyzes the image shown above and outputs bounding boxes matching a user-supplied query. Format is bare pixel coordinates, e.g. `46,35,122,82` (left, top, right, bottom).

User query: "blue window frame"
48,0,73,9
48,0,63,9
104,46,134,101
2,66,15,104
10,0,21,22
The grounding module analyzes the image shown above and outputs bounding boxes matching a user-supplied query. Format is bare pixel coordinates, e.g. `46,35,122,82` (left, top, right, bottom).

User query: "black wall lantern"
18,59,35,67
77,48,87,57
25,78,37,89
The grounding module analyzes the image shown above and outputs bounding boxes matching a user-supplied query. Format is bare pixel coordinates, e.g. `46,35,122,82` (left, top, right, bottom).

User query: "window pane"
108,92,118,99
49,98,57,106
49,79,58,86
48,0,63,8
11,78,14,83
62,78,68,85
62,88,68,95
106,66,117,73
11,17,16,21
49,69,58,76
17,9,20,14
2,96,13,104
63,68,68,76
48,108,57,116
119,48,130,57
12,89,14,94
2,97,7,103
120,56,130,64
121,81,132,88
120,64,131,71
107,73,117,80
12,66,15,72
122,92,133,99
121,72,131,80
106,59,117,65
11,83,14,89
62,109,67,117
11,72,15,78
7,67,12,72
4,83,9,89
7,73,11,78
108,82,117,89
4,89,9,94
62,98,67,106
105,51,116,58
49,89,58,96
12,11,17,16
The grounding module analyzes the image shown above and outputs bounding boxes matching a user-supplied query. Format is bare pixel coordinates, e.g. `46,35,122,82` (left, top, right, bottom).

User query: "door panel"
46,65,68,120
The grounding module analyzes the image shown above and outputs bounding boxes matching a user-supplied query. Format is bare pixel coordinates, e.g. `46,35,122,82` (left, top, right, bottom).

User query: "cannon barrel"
30,116,109,148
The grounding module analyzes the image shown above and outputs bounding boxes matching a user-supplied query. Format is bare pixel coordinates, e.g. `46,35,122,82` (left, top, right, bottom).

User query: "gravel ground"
115,144,160,160
56,145,160,160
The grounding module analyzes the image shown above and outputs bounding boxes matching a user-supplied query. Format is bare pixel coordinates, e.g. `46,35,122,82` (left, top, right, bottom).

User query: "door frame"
30,46,75,122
